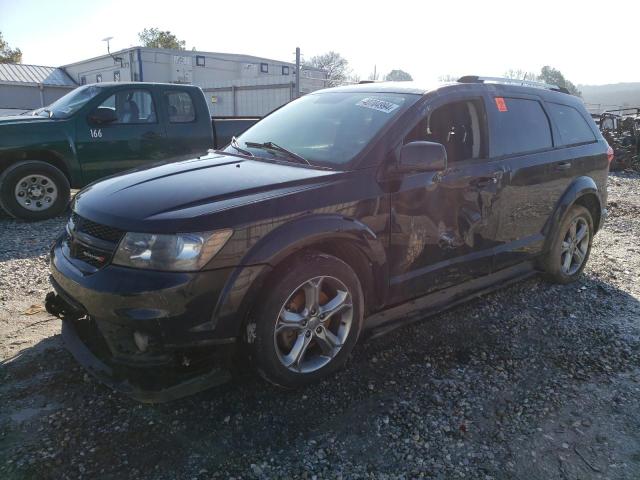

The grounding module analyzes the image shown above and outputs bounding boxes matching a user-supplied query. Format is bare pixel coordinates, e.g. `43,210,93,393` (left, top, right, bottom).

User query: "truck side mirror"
396,141,447,173
88,107,118,125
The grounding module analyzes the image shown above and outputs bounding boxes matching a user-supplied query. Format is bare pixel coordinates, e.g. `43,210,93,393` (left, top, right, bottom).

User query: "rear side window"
165,91,196,123
547,103,596,146
491,98,552,156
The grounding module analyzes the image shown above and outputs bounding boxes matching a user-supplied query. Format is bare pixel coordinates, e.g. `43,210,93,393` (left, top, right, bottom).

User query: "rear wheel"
0,161,70,220
252,251,364,388
541,205,594,284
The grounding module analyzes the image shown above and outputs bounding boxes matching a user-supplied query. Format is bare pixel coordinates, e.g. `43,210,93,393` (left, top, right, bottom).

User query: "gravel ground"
1,173,640,480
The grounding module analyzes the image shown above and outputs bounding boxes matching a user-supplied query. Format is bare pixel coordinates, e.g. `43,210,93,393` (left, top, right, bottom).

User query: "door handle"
555,161,571,170
473,173,501,188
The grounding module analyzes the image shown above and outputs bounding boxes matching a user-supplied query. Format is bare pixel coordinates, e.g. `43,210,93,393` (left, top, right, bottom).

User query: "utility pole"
295,47,301,99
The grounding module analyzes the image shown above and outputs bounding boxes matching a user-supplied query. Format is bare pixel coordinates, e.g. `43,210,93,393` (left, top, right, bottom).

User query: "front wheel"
0,161,70,221
252,251,364,388
541,205,594,284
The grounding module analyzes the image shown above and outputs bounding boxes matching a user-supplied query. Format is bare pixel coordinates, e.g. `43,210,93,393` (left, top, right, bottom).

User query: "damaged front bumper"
46,237,239,403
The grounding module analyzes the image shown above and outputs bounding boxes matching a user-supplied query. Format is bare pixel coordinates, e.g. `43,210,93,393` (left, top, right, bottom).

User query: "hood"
0,115,58,126
73,153,341,232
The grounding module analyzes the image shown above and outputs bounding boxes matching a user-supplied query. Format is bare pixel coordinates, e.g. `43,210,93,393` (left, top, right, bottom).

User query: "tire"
541,205,594,284
0,161,70,221
252,251,364,388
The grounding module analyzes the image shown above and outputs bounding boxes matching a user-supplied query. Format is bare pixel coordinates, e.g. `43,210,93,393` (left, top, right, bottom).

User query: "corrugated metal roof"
0,63,76,86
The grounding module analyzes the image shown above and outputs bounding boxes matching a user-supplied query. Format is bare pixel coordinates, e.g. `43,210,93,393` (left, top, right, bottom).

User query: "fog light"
133,331,149,352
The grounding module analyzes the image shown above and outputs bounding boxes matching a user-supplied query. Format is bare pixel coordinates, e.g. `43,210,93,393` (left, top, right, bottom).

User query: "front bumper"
48,237,241,402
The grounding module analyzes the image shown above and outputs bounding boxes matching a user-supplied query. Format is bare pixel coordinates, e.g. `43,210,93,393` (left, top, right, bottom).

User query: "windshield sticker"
356,97,400,114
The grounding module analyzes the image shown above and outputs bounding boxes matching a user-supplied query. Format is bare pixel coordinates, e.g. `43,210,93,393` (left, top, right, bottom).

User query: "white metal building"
0,63,77,116
62,47,328,116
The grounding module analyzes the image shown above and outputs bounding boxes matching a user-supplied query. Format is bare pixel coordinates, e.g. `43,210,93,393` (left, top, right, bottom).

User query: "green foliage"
385,69,413,82
304,51,350,87
138,28,186,50
538,66,581,96
0,32,22,63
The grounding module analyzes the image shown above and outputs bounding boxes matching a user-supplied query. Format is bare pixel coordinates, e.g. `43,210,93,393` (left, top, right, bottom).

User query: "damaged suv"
46,77,611,401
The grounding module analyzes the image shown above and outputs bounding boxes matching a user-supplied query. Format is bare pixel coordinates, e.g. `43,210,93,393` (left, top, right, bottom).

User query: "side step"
364,262,537,339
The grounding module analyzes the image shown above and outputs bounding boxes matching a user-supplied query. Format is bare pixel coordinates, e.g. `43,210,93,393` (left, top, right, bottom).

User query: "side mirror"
397,141,447,173
88,107,117,125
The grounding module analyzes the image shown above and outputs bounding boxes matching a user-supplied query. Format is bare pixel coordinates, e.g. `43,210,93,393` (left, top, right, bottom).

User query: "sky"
1,0,639,86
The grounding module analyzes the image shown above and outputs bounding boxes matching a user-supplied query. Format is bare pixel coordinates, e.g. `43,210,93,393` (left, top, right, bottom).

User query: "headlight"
112,229,233,271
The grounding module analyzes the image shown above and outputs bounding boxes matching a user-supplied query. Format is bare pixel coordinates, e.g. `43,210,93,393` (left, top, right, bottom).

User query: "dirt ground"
1,173,640,479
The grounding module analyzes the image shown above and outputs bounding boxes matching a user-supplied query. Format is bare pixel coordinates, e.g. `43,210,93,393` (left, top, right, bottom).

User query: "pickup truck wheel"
0,161,70,221
541,205,593,284
252,252,364,388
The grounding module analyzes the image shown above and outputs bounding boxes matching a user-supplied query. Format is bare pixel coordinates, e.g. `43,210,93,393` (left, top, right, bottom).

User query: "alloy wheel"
560,217,589,275
274,275,353,373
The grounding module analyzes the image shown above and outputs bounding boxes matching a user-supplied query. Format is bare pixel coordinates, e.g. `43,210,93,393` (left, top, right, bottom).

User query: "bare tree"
438,74,458,82
504,69,539,81
304,51,350,87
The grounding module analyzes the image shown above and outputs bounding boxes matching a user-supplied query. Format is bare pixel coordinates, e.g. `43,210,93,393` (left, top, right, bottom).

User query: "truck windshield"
34,85,103,119
229,91,418,168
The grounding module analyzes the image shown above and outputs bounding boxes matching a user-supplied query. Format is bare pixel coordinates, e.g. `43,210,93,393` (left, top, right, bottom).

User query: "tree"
304,51,350,87
385,69,413,82
0,32,22,63
438,74,458,82
138,28,186,50
538,66,581,96
504,69,538,81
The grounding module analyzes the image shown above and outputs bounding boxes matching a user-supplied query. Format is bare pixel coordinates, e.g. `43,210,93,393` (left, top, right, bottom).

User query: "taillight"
607,144,614,165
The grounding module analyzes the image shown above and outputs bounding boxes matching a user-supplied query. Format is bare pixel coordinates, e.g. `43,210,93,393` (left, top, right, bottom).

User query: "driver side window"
96,89,157,124
404,99,487,163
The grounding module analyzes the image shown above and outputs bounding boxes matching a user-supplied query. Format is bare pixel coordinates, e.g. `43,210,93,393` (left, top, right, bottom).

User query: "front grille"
74,243,111,268
67,213,124,269
71,212,125,244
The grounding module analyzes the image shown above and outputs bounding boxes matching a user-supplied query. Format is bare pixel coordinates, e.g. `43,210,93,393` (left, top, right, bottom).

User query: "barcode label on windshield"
356,98,400,114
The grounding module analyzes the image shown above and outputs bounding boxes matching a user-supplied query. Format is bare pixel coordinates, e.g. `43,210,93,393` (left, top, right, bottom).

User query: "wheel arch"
0,150,73,186
542,176,603,254
211,214,389,341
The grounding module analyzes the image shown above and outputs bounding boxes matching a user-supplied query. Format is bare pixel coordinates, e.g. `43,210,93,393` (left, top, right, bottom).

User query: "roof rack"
457,75,570,94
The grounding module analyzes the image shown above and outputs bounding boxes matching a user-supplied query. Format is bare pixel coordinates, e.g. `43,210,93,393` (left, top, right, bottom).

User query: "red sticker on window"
495,97,508,112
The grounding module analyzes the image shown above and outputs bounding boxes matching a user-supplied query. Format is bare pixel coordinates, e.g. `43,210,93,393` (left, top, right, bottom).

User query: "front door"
387,94,507,304
76,88,167,184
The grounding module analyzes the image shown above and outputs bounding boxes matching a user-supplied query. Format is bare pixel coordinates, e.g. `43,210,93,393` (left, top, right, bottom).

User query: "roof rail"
457,75,570,94
358,80,376,84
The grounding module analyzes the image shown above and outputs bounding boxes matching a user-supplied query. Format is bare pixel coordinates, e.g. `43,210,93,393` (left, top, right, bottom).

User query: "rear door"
77,88,166,183
487,91,576,270
162,89,213,160
387,92,508,304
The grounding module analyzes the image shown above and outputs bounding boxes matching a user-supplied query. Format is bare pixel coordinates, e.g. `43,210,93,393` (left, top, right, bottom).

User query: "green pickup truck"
0,82,259,220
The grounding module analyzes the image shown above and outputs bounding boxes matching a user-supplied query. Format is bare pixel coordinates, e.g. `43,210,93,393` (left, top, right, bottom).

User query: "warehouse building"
62,47,328,116
0,63,77,116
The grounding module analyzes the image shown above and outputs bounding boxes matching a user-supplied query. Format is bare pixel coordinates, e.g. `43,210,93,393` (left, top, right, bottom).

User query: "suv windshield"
34,85,104,119
228,92,417,167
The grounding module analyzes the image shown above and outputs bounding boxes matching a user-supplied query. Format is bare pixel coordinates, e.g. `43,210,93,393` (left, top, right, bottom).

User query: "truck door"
76,88,166,183
387,93,507,304
162,89,213,159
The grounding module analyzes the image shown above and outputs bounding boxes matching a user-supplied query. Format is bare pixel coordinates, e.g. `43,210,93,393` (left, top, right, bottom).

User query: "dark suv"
46,77,611,401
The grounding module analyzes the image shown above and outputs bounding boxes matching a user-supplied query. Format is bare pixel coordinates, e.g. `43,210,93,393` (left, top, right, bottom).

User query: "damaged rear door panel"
387,92,508,303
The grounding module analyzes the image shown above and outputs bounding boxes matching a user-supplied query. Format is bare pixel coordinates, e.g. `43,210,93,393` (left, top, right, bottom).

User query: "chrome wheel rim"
560,217,589,275
274,275,353,374
14,174,58,211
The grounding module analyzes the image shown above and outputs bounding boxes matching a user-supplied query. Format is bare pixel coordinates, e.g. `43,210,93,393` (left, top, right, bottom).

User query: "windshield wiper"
230,136,253,157
244,141,311,166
